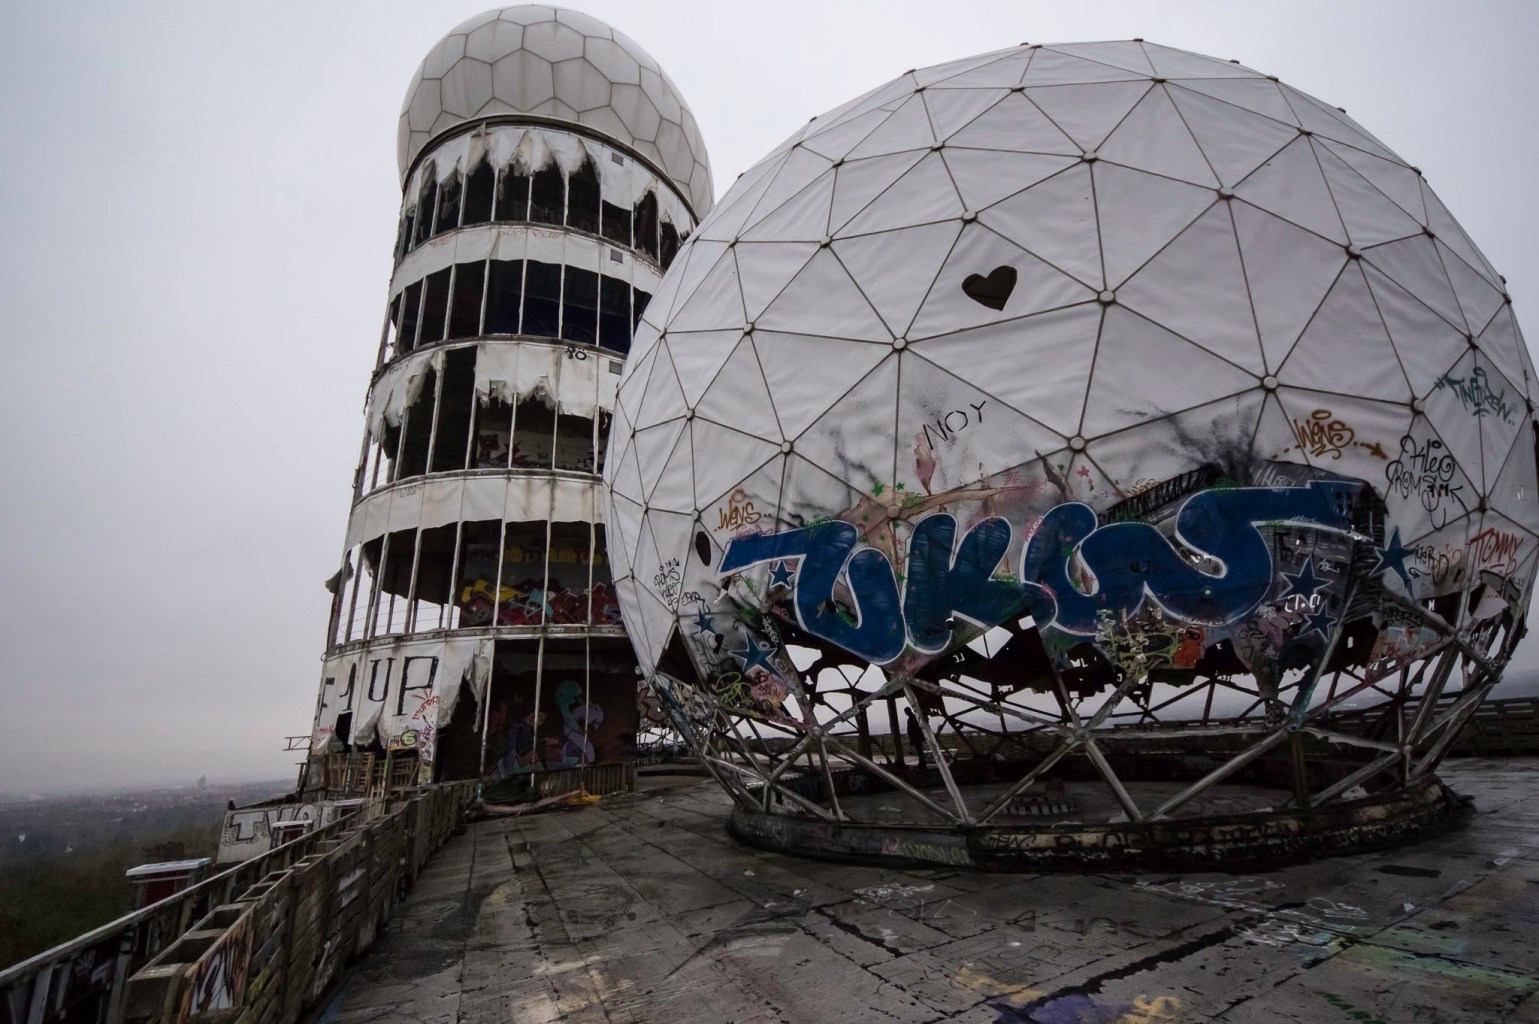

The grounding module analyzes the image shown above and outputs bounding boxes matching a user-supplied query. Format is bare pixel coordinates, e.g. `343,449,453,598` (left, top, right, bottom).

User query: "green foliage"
0,785,284,970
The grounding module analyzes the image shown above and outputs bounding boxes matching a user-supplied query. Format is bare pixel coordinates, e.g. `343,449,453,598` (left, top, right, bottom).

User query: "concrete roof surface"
322,760,1539,1023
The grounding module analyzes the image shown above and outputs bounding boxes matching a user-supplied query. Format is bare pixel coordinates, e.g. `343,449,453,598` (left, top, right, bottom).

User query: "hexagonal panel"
522,18,584,63
464,20,524,63
439,58,494,118
553,58,614,112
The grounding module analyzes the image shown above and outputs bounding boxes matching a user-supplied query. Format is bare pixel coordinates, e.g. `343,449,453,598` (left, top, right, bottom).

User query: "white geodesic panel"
603,39,1539,730
398,5,714,217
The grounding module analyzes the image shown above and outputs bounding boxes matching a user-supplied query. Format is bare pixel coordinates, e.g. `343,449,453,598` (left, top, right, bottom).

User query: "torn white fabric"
473,342,521,405
318,635,492,760
478,334,608,417
392,224,663,301
402,124,693,237
344,475,607,549
366,348,443,439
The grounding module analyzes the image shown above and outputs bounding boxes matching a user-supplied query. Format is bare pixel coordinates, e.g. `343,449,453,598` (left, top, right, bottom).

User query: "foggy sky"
2,1,1537,794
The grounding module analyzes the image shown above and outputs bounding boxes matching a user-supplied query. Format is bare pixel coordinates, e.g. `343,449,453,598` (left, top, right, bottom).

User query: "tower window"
398,281,423,354
462,158,495,225
523,261,562,338
567,159,600,235
598,276,630,354
530,165,564,226
634,192,659,261
561,266,599,345
434,173,462,235
419,268,451,345
660,220,680,270
495,166,530,222
449,261,486,338
414,177,438,247
485,260,523,335
601,200,631,247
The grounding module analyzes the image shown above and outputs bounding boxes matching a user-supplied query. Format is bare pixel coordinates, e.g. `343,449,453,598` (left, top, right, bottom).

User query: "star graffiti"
1370,528,1414,588
692,606,719,637
768,560,796,591
1301,607,1337,639
729,636,780,676
1279,556,1327,602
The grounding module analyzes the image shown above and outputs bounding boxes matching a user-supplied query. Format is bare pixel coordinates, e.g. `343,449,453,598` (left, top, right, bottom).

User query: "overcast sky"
1,1,1536,794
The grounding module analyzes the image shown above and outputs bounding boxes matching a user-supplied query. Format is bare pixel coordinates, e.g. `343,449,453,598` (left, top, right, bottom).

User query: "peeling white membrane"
404,126,693,236
312,636,493,759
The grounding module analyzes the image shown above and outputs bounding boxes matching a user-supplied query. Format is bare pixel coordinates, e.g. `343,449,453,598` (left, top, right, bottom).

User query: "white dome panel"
399,5,714,217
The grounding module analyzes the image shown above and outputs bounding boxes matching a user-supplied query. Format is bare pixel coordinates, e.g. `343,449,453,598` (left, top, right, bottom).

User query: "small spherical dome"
398,5,714,216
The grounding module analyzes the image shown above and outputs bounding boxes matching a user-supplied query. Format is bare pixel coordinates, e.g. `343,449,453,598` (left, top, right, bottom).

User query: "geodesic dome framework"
602,40,1538,868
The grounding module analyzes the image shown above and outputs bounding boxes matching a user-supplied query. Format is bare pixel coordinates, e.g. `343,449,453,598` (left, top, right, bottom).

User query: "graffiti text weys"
719,482,1358,664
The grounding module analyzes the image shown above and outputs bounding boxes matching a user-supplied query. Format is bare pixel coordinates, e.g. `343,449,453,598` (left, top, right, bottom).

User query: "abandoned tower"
306,5,714,787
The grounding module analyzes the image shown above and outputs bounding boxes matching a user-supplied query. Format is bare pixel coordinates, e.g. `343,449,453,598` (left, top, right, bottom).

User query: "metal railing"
0,781,474,1024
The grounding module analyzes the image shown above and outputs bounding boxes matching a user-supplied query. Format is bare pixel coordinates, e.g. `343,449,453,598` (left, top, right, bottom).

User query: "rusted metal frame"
812,731,848,821
752,684,906,786
695,751,762,807
759,723,820,789
936,707,986,759
1147,728,1291,820
1093,722,1277,741
819,732,963,823
901,680,972,824
1300,728,1402,754
1385,591,1500,677
1231,695,1266,721
973,738,1082,825
753,758,843,823
743,762,843,821
341,544,365,644
1214,674,1265,698
1083,736,1144,821
1286,576,1359,730
443,522,466,631
1403,645,1461,764
1307,748,1404,806
403,528,427,634
909,675,1075,736
1288,734,1312,810
935,672,997,710
716,715,780,784
1134,675,1211,719
1300,669,1417,728
1062,661,1155,822
1413,669,1501,777
366,532,392,640
686,711,763,788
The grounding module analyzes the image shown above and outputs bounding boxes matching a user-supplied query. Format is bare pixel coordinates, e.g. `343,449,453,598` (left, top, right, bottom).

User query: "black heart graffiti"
961,265,1016,310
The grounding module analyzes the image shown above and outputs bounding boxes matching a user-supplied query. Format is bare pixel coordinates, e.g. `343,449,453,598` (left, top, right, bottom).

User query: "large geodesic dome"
603,40,1538,868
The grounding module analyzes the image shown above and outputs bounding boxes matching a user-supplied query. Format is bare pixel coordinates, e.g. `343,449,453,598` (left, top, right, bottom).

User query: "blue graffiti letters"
719,522,906,663
904,514,1046,653
1028,483,1356,634
718,481,1360,664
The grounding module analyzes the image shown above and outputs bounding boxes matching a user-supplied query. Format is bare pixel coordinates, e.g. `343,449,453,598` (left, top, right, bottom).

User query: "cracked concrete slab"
322,760,1539,1022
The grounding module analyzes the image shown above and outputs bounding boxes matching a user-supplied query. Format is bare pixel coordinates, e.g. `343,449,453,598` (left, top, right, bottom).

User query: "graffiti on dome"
718,480,1359,665
1434,365,1517,423
665,452,1532,724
